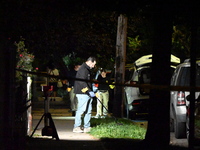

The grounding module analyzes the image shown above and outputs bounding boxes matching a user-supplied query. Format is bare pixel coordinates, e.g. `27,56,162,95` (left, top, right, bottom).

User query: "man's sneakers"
94,114,101,118
95,114,109,118
83,127,92,133
73,127,92,133
73,127,83,133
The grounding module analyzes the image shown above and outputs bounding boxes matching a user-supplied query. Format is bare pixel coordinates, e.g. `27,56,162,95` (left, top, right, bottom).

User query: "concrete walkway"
25,99,109,150
27,99,190,150
31,116,99,141
31,99,99,141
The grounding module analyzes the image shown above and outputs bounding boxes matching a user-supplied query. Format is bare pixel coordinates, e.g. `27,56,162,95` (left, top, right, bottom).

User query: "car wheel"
174,116,186,138
170,118,174,132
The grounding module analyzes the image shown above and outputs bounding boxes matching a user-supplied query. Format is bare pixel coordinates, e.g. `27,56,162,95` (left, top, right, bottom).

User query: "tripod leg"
30,114,45,137
47,113,60,140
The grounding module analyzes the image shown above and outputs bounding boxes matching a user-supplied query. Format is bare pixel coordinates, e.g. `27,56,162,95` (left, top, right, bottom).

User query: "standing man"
95,69,110,118
73,57,97,133
68,64,81,116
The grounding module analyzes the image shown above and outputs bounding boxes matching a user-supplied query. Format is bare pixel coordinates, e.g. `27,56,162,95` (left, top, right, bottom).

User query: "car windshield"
177,66,200,86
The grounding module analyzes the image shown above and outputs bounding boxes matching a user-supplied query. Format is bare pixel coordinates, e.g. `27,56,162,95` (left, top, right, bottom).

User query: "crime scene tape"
16,69,200,92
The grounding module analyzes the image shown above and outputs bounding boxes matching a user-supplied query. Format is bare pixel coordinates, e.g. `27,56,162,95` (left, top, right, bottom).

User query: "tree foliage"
2,0,200,71
13,2,120,70
172,25,191,62
15,37,34,81
62,52,83,70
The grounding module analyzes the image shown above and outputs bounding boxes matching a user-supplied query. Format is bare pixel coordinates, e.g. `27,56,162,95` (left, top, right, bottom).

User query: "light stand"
30,86,59,140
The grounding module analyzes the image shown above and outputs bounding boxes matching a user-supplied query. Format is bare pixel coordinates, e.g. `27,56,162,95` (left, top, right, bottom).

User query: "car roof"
176,60,200,68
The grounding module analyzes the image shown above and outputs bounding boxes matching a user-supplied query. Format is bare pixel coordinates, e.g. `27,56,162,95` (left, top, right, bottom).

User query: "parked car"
124,54,180,120
170,59,200,139
124,65,150,120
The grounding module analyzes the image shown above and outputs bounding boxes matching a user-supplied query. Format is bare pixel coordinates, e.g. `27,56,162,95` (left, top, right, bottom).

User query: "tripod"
30,86,59,140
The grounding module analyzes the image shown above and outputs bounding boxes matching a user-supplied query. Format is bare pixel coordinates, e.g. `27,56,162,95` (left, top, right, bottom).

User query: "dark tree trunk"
144,4,172,148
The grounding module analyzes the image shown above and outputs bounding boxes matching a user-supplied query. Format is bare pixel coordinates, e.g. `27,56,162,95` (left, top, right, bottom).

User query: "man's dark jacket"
74,62,92,94
97,75,110,90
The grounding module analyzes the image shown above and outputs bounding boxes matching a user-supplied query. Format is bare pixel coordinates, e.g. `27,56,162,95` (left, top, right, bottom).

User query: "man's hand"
67,88,72,92
81,87,88,93
95,92,100,98
89,91,95,97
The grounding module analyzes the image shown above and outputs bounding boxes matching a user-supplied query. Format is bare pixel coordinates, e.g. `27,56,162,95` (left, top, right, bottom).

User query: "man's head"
101,69,107,77
86,57,96,69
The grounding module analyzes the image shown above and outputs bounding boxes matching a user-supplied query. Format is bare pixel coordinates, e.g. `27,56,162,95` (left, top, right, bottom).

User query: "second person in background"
95,69,110,118
68,64,81,116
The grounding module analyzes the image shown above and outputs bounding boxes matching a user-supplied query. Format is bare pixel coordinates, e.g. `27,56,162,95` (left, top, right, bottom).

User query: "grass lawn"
89,117,147,140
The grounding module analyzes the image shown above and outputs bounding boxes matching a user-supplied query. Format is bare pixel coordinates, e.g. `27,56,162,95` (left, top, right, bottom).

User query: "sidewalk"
31,99,98,141
27,99,189,150
27,101,106,150
31,116,99,141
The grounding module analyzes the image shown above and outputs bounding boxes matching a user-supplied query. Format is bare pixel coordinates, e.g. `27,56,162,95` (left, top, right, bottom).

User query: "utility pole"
113,14,127,117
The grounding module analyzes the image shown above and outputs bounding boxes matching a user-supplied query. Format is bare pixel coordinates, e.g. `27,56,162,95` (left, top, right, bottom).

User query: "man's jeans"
74,94,93,128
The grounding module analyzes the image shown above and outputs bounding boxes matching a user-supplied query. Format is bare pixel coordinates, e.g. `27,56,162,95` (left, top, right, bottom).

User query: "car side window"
173,66,200,87
139,69,150,95
142,72,150,84
177,67,190,86
139,68,150,84
171,68,179,86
